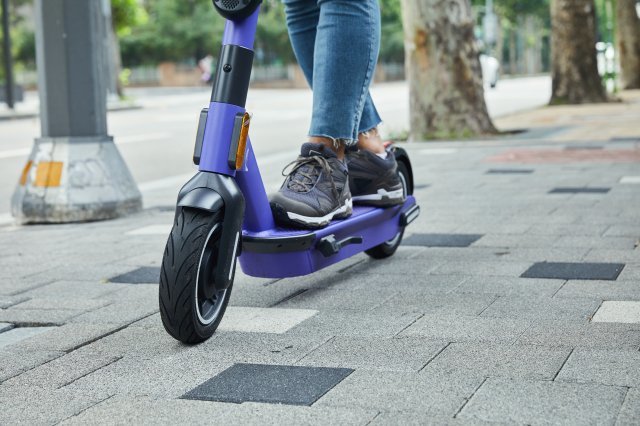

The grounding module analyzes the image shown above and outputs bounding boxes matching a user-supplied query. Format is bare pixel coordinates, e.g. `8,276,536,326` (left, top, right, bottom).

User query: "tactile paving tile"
109,266,160,284
521,262,625,281
402,233,483,247
486,169,534,174
182,363,353,406
548,187,610,194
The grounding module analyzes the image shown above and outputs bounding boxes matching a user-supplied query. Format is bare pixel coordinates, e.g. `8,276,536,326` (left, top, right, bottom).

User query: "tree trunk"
401,0,496,140
616,0,640,89
550,0,607,104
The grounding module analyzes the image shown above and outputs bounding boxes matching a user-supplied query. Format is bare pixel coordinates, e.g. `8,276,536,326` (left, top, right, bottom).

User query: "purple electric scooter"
159,0,420,344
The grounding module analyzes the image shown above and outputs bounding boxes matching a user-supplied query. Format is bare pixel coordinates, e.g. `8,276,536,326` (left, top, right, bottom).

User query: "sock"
375,151,388,160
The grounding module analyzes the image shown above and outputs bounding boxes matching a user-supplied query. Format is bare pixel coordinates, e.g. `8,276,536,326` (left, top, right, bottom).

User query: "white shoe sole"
287,198,353,226
352,188,404,202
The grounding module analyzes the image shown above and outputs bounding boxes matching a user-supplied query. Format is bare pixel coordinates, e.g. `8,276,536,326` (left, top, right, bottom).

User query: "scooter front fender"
176,172,245,293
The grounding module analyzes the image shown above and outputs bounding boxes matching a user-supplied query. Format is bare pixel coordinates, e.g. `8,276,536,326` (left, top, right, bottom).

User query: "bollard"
11,0,142,224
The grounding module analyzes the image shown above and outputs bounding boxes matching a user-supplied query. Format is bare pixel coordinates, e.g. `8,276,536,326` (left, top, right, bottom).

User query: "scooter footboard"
239,196,418,278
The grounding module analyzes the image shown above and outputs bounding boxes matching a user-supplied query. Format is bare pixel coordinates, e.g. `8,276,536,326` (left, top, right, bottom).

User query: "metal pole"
1,0,14,109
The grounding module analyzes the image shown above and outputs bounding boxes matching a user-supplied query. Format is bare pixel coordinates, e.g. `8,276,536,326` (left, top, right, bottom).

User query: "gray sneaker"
347,149,405,206
269,142,352,229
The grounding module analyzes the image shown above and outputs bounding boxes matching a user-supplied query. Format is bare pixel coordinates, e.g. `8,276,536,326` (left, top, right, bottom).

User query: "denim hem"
308,133,357,148
358,121,383,136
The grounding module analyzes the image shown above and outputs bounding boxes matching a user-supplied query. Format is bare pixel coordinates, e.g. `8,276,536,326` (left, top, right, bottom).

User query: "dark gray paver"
548,187,611,194
555,349,640,387
486,169,534,174
109,266,160,284
458,378,627,425
402,233,484,247
521,261,625,280
182,363,353,406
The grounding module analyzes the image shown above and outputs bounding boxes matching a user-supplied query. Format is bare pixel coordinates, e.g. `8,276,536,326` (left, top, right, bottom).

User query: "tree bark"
401,0,496,140
616,0,640,89
550,0,607,104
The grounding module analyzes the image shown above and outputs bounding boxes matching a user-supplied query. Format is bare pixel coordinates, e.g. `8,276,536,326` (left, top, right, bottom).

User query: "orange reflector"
19,160,33,186
34,161,63,187
234,112,250,170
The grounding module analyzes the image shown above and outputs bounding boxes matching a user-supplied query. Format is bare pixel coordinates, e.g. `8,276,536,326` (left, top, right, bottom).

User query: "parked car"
480,54,500,88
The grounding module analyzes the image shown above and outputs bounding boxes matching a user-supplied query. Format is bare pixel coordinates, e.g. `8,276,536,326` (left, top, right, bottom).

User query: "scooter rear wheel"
365,160,410,259
159,207,233,344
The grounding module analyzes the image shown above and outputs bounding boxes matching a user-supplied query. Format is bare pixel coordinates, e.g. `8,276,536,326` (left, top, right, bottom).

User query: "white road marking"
620,176,640,184
125,224,172,235
218,306,317,334
592,301,640,324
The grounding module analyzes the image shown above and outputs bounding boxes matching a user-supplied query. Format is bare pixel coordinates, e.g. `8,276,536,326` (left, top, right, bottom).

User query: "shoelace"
281,155,339,199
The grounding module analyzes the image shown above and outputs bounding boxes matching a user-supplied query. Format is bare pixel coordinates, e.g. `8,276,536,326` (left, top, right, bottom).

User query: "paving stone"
61,397,378,425
521,261,625,280
2,351,120,389
317,370,483,415
0,296,28,309
556,349,640,387
399,314,531,344
620,176,640,184
70,297,158,326
526,223,610,237
0,322,13,333
555,280,640,302
11,297,110,312
183,363,353,406
125,224,172,235
108,266,160,284
0,278,55,296
481,296,601,322
553,236,638,249
486,169,534,174
0,349,64,382
297,337,448,372
516,321,640,350
286,310,422,339
19,280,125,299
592,301,640,323
370,412,495,425
0,385,112,425
402,233,484,248
378,292,497,316
430,261,531,277
548,187,611,194
0,308,81,325
616,388,640,426
423,343,571,380
217,307,318,333
9,323,125,352
275,288,396,311
0,326,56,350
453,276,565,297
458,378,626,425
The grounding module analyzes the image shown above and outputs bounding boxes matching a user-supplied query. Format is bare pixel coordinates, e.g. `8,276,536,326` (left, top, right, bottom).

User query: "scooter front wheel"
159,207,233,344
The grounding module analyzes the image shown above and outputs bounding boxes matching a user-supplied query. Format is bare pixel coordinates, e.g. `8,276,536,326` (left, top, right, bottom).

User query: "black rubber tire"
159,207,233,344
365,160,411,259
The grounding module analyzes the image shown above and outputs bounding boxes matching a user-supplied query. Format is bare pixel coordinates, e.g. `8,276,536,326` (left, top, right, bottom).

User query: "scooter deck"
239,196,418,278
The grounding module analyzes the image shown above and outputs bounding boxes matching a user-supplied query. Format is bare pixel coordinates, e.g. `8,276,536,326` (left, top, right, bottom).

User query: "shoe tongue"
300,142,337,159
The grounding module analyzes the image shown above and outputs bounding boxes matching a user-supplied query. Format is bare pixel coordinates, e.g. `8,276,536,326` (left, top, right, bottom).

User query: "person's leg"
309,0,381,155
283,0,318,88
357,95,385,154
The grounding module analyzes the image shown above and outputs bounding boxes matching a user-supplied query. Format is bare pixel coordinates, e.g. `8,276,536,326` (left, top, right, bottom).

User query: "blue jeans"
283,0,382,146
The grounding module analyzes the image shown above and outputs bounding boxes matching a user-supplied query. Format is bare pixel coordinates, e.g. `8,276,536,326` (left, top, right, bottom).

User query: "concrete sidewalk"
1,92,639,424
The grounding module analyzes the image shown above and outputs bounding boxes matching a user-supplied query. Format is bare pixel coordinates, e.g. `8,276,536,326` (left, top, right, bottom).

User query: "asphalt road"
0,76,551,217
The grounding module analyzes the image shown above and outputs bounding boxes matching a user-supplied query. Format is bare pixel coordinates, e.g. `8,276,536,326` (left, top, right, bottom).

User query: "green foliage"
111,0,148,37
380,0,404,63
1,0,35,80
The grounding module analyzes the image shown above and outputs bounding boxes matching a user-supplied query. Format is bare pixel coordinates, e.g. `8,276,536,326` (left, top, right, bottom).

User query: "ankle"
309,136,346,160
357,128,386,154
